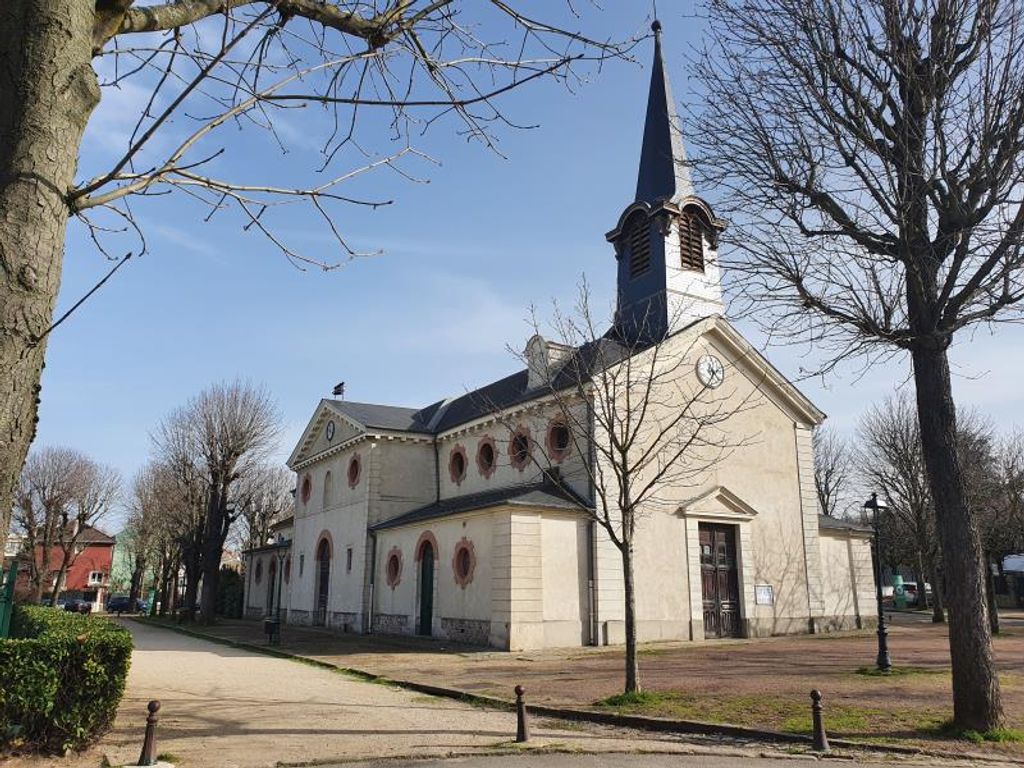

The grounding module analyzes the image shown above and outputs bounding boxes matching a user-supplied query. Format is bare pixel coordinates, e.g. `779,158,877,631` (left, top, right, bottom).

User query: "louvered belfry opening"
628,214,651,278
679,212,704,272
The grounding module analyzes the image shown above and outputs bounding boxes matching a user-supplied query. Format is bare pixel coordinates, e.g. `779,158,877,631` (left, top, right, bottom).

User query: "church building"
243,23,876,650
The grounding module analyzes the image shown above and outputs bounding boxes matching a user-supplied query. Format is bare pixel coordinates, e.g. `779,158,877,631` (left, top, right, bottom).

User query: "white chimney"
525,335,573,390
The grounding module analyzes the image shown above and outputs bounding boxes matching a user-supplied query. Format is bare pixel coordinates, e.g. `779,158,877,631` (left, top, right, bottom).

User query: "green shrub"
0,605,132,754
216,566,244,619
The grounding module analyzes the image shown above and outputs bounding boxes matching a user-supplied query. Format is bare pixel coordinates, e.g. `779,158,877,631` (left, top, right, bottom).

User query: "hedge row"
0,605,133,754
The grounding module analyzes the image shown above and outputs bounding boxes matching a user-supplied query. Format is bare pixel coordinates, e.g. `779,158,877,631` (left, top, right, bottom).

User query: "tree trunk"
911,344,1003,731
199,484,226,624
931,563,946,624
985,555,1000,636
129,554,146,602
181,549,201,621
916,549,929,610
621,542,640,694
0,2,100,537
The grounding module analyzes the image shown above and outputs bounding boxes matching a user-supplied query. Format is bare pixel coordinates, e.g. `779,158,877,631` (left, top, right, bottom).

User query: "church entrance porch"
699,523,741,639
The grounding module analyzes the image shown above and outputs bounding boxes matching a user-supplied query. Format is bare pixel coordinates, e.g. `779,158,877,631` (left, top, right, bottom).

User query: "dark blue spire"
635,20,693,205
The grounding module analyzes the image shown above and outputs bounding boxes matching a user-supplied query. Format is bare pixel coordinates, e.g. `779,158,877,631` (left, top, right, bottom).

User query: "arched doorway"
418,541,434,636
267,559,277,615
315,538,331,626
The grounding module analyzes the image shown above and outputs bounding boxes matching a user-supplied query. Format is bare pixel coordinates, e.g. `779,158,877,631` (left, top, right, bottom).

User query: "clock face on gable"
696,354,725,389
325,420,336,442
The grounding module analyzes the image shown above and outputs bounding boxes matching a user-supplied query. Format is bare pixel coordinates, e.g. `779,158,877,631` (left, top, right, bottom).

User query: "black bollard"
137,700,161,766
810,689,829,753
514,684,530,743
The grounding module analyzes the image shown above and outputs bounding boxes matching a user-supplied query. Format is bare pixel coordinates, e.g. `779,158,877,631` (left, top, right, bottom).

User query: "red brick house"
20,525,116,609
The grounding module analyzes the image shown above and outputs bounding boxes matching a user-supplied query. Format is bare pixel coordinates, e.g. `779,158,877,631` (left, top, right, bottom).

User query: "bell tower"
606,20,726,346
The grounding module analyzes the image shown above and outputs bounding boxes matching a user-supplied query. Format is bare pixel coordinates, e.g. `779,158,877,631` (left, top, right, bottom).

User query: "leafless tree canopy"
813,425,853,517
75,2,635,268
151,379,281,622
12,446,121,602
233,463,294,551
690,0,1024,730
0,1,633,550
693,0,1024,361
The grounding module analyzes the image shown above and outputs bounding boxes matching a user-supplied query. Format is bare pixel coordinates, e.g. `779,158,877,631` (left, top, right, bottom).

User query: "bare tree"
691,0,1024,730
233,463,294,552
12,447,78,601
12,446,120,603
813,425,853,518
154,380,280,623
856,395,944,621
151,409,212,618
485,288,749,694
0,2,633,543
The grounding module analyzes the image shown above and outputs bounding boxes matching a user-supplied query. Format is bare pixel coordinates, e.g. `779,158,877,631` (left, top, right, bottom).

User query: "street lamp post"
864,493,892,672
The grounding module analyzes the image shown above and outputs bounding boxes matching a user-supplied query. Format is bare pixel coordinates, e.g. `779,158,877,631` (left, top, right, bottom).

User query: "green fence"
0,560,16,638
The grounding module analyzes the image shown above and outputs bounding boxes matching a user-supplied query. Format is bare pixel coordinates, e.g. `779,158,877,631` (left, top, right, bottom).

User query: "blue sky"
39,2,1024,525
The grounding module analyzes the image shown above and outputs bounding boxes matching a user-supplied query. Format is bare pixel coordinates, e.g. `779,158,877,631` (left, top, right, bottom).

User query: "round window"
452,539,476,587
449,446,467,484
547,420,572,461
385,548,402,588
347,454,361,487
477,438,496,478
509,429,531,470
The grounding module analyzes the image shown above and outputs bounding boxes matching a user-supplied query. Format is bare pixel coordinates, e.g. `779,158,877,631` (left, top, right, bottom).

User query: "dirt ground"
151,610,1024,759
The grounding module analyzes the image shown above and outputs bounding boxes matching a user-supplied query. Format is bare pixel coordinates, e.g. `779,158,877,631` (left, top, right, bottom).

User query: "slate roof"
325,334,633,438
327,400,433,434
370,478,593,531
818,515,871,534
66,525,116,545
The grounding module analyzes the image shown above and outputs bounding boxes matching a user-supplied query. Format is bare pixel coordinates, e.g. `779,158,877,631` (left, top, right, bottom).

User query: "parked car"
64,598,93,614
106,595,148,615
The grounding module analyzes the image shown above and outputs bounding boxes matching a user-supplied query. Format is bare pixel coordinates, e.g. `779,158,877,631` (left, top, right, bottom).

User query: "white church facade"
243,23,876,650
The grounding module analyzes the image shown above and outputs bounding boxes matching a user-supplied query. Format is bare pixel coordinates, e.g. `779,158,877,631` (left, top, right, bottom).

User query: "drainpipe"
586,395,599,646
367,530,377,634
433,435,441,503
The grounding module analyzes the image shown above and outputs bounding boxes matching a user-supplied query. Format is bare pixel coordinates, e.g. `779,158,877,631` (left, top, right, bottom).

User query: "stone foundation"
330,611,360,632
439,617,489,645
372,612,409,634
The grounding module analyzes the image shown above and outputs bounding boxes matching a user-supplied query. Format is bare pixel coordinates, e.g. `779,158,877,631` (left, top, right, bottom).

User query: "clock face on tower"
696,354,725,389
325,420,336,442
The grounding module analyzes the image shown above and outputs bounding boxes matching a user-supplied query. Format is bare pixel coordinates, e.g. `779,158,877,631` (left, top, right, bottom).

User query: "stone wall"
440,617,489,645
372,612,409,634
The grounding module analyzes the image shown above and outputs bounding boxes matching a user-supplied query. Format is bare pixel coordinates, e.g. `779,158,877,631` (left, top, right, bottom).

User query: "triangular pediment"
286,400,364,469
686,317,826,427
678,485,759,522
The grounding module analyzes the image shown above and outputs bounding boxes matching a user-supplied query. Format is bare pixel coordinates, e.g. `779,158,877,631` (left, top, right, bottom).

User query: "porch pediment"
677,485,758,523
287,400,364,469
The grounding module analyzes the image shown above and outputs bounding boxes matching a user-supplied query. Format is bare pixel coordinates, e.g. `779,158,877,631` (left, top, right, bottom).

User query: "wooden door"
418,543,434,636
699,523,741,638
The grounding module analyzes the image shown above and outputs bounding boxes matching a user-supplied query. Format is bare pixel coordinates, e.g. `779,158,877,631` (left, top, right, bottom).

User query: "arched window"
626,211,651,278
323,470,333,508
679,212,704,272
300,474,312,504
